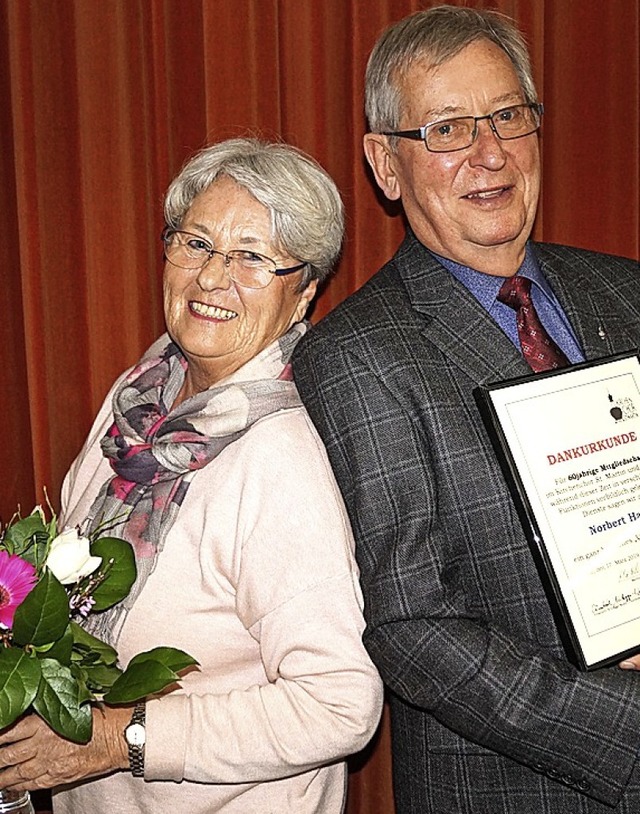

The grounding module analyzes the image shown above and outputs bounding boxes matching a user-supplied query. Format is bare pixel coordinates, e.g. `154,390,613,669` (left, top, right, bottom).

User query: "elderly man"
294,5,640,814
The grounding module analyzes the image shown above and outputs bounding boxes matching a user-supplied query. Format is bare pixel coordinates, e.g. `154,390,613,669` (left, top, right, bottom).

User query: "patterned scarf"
83,322,306,644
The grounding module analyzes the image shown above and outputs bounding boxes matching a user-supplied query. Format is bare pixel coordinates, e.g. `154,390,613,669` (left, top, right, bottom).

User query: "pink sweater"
52,382,383,813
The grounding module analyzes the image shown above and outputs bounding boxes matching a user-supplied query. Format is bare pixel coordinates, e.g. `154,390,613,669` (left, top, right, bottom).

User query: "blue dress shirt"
434,243,585,364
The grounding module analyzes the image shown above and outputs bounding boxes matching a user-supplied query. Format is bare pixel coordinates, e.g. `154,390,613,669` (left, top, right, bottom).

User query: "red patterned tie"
497,275,569,373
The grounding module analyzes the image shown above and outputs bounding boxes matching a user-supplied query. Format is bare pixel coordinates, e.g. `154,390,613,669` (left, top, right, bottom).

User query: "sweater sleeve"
143,410,383,783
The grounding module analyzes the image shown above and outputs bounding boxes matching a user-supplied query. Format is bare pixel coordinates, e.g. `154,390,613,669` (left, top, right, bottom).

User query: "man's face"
364,39,541,275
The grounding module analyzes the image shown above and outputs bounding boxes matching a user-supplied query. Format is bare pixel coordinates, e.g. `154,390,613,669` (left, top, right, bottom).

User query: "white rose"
46,528,102,584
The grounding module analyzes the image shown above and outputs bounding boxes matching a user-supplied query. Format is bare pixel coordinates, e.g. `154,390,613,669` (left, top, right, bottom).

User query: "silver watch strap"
127,701,146,777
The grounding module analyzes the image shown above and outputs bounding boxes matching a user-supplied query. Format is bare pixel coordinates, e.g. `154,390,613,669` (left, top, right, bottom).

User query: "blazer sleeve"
294,329,640,809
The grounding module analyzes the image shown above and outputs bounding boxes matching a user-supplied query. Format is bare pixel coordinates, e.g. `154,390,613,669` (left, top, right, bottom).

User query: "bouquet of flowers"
0,503,196,743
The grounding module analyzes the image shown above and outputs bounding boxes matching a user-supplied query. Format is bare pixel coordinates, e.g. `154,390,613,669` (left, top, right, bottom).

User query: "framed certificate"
475,352,640,670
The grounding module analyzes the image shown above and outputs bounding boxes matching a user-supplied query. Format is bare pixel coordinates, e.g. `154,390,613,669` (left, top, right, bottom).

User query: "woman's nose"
196,251,232,290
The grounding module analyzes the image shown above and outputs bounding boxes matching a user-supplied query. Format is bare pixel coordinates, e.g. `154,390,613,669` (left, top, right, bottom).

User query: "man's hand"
619,654,640,670
0,705,131,791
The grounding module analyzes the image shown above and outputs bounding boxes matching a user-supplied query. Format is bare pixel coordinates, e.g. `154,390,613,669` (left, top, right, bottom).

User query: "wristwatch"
124,701,146,777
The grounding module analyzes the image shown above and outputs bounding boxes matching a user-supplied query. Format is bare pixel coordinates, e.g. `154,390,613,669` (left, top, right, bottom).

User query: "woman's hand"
619,654,640,670
0,705,131,791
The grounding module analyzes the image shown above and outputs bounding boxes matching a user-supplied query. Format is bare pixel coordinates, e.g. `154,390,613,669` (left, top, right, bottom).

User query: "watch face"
126,723,146,747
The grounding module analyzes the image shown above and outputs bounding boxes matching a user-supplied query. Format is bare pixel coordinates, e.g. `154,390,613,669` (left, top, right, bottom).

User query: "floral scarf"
83,322,307,644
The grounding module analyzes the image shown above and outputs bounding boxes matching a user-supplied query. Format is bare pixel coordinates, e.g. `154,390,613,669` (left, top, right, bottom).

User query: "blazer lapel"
534,244,640,359
393,235,639,386
394,233,530,386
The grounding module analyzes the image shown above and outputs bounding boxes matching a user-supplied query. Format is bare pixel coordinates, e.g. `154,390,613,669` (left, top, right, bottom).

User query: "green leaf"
45,513,59,539
126,647,198,674
1,514,45,547
82,662,123,694
103,662,176,704
1,514,49,565
12,571,69,647
32,658,93,743
37,624,74,665
103,647,197,704
68,663,90,699
0,648,42,729
70,621,118,666
89,537,136,611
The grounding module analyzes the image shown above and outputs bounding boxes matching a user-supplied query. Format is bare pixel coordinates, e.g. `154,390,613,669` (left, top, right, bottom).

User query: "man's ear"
363,134,402,201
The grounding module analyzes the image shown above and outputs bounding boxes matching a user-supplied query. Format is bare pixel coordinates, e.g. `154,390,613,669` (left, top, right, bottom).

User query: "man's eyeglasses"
382,103,544,153
162,228,307,290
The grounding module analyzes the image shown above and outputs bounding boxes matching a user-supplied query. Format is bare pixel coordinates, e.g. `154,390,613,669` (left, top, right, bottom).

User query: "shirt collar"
432,243,554,306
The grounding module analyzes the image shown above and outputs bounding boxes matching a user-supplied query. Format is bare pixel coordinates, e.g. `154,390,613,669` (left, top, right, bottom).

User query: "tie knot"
497,274,532,311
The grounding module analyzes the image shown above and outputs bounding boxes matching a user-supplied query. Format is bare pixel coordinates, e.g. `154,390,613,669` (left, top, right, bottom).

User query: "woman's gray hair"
164,138,344,288
365,5,538,135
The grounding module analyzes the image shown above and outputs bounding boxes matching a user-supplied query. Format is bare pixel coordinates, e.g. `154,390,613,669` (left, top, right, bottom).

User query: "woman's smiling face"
163,176,317,397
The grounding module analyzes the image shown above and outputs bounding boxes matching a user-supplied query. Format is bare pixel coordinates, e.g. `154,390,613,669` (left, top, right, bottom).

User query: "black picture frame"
475,351,640,670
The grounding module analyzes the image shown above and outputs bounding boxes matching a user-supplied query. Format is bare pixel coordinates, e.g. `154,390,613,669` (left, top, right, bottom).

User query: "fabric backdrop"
2,1,638,812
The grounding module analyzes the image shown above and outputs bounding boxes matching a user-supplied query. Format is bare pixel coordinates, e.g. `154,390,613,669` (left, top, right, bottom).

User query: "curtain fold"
541,0,640,253
2,2,638,812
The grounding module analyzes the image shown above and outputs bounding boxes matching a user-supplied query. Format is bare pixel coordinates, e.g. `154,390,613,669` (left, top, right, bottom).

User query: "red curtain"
2,2,638,812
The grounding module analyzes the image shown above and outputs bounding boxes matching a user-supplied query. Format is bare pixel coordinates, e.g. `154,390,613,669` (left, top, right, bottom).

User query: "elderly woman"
0,138,382,813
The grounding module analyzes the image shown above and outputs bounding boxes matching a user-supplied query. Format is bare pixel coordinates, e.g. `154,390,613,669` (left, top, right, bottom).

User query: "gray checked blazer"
293,231,640,814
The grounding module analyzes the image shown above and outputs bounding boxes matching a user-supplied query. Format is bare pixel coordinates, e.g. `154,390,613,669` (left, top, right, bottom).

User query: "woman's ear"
363,134,402,201
293,278,318,322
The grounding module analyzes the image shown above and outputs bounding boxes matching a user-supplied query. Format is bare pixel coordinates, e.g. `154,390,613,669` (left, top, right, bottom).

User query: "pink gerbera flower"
0,550,38,628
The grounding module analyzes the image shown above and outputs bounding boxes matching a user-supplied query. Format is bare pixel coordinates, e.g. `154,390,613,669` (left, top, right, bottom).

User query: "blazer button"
562,774,576,786
576,779,591,792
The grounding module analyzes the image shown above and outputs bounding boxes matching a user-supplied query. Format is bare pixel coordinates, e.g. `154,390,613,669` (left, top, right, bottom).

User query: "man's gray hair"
164,138,344,288
365,5,538,134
